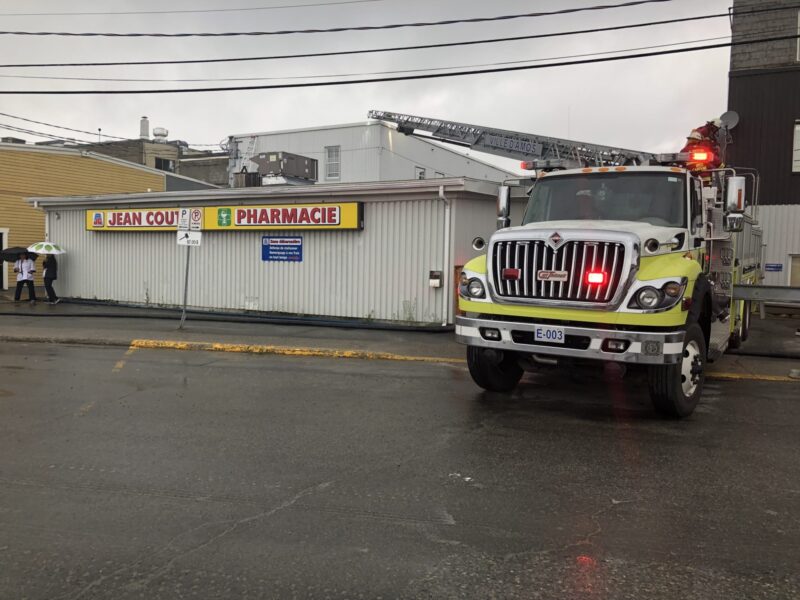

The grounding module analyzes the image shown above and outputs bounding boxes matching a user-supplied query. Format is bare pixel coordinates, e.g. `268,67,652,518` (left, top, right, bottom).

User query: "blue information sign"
262,236,303,262
765,263,783,272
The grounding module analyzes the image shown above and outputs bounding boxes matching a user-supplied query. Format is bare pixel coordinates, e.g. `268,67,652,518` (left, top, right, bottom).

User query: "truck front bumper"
455,316,685,365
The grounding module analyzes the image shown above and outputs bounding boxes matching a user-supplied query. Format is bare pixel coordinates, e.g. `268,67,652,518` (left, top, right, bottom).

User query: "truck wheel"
648,323,706,418
466,346,523,393
741,301,751,342
728,300,751,350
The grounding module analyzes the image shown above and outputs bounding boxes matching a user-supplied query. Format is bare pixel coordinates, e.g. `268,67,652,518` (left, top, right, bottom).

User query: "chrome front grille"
491,240,627,303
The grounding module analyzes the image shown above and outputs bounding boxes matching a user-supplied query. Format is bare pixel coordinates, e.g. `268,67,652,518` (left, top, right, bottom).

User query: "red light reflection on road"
569,553,605,598
576,554,597,567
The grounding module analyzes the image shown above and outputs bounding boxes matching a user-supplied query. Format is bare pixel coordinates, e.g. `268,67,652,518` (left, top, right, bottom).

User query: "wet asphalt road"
0,341,798,599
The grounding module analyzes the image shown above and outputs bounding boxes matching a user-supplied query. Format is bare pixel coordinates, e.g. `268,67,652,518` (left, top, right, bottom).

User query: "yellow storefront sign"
86,203,363,231
205,203,363,231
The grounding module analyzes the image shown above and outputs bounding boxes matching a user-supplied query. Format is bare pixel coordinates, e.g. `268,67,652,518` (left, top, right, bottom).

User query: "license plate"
537,270,569,282
534,325,565,344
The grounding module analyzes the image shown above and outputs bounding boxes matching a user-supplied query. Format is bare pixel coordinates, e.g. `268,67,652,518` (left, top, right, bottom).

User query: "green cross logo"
217,208,232,227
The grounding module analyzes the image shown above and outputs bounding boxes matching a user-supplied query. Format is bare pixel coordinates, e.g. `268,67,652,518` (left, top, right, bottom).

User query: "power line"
0,32,795,95
0,31,737,146
0,111,128,140
0,0,675,37
0,2,792,70
0,0,389,17
0,35,742,84
0,122,93,144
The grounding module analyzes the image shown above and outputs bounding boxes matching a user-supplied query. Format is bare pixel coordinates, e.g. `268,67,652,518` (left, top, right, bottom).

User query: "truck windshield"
523,172,686,228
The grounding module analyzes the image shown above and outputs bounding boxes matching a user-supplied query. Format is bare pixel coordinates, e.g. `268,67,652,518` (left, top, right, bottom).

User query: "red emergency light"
585,271,606,285
689,149,713,163
502,268,521,281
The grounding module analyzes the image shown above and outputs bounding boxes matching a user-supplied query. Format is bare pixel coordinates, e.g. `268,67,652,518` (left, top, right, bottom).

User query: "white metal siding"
230,123,514,186
49,199,449,324
232,124,382,184
380,128,516,183
758,204,800,285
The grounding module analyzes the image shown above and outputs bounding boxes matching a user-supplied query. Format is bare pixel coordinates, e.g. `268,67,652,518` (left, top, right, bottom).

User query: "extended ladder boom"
368,110,654,169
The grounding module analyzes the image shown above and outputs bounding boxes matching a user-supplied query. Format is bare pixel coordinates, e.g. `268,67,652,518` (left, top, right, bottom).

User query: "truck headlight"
467,278,486,298
628,280,686,311
663,282,682,298
459,272,487,299
636,287,662,309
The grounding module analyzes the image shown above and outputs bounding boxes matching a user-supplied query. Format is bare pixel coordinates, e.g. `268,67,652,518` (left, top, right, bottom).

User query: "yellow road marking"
112,346,137,373
128,339,797,382
129,339,466,364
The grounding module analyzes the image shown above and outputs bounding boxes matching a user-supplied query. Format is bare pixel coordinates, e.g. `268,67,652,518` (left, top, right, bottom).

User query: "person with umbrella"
42,254,60,304
13,251,37,304
27,242,66,305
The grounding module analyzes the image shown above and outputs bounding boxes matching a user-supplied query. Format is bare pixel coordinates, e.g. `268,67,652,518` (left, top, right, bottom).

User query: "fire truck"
370,110,764,418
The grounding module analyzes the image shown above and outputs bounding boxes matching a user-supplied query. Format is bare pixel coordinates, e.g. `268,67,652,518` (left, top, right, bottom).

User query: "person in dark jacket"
43,254,60,304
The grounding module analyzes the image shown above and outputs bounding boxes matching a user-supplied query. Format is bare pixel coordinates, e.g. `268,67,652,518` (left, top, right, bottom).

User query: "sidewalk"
0,297,463,360
1,297,797,378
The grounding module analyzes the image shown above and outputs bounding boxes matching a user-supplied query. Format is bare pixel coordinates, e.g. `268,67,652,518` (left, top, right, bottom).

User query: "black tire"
466,346,523,393
741,301,751,342
648,323,706,418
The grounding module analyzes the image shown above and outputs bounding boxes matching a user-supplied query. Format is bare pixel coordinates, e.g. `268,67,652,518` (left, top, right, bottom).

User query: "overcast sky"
0,0,733,172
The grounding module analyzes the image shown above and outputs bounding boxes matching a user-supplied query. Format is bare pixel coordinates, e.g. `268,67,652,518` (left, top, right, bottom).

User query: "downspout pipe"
439,185,451,327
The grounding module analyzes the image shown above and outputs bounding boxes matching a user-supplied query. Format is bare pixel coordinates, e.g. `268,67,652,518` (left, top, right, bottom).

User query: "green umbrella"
27,242,66,255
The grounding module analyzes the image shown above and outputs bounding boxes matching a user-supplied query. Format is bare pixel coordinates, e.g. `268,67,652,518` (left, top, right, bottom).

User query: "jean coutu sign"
86,203,364,231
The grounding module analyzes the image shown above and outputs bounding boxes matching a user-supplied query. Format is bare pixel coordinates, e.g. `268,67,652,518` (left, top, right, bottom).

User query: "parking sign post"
176,209,202,330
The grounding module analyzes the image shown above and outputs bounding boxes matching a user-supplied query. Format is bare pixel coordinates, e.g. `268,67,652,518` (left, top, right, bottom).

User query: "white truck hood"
506,220,684,246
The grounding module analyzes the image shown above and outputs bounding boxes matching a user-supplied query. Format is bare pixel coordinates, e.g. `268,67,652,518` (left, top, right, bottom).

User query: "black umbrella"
0,247,37,262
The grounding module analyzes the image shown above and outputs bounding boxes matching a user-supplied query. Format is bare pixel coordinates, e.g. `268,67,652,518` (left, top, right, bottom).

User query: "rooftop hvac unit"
152,127,169,142
250,151,318,182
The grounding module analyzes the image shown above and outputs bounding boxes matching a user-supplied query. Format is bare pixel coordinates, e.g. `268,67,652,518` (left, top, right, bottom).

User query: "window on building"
415,166,426,180
155,157,175,172
325,146,341,180
793,122,800,173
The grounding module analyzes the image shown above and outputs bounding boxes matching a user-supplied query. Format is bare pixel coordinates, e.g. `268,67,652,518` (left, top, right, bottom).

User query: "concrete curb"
0,335,133,348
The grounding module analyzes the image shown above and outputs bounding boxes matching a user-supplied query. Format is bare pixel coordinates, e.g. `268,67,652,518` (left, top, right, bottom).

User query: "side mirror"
724,213,745,232
472,236,486,252
497,186,511,230
726,176,746,213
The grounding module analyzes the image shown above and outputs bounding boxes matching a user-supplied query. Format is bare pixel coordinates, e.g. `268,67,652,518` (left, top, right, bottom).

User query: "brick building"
728,0,800,285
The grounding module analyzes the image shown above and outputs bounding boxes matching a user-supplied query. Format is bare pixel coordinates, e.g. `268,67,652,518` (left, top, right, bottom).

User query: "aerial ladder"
367,109,655,169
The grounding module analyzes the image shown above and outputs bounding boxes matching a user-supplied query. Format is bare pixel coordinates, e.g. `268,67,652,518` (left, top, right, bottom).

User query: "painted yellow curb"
705,372,796,383
128,339,797,382
129,339,467,364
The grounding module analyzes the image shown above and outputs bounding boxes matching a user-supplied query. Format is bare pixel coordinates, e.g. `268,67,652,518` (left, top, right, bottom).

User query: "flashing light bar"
689,149,713,163
520,158,568,171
